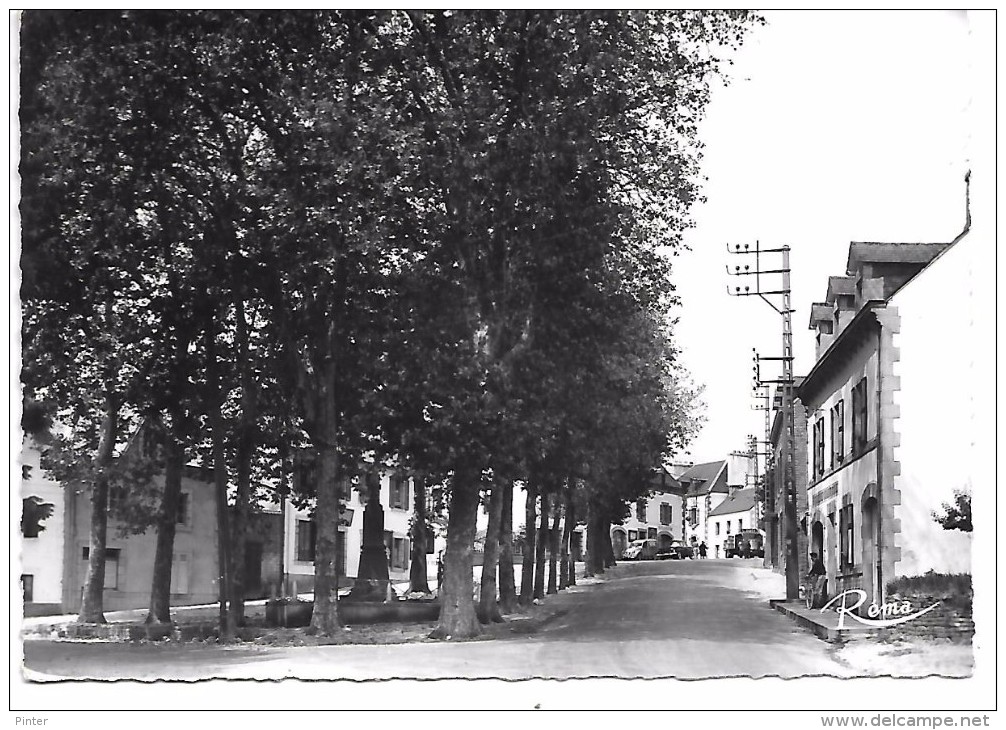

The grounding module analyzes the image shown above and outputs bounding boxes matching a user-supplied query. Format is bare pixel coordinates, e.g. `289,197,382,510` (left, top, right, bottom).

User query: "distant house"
280,471,442,595
18,436,222,615
708,488,760,559
65,464,221,612
20,437,64,616
680,453,755,550
681,460,728,549
609,466,687,558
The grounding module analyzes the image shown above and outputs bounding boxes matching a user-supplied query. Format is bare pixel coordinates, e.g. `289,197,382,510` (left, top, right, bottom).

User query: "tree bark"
308,416,341,635
77,395,118,624
533,492,549,600
564,496,576,587
585,504,604,576
209,390,233,640
603,520,616,568
547,506,560,594
146,424,184,625
228,293,257,628
477,479,505,624
206,318,233,640
430,473,482,640
518,483,536,606
559,490,573,590
497,480,518,613
408,474,432,594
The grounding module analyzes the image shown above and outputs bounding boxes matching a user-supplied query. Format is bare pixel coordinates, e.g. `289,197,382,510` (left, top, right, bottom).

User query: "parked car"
656,541,694,560
622,539,659,561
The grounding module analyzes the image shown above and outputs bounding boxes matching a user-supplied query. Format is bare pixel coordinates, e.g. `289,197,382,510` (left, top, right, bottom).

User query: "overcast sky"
674,10,972,463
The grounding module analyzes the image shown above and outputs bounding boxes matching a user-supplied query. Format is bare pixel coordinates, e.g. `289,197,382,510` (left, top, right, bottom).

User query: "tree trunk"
77,396,118,624
533,492,549,600
206,319,233,640
408,474,431,594
603,520,616,568
228,428,252,628
146,425,184,625
209,392,233,640
518,483,536,606
497,481,518,614
547,507,560,595
228,293,257,628
308,434,341,635
564,497,576,587
430,473,482,640
559,491,573,590
477,479,504,624
586,505,604,576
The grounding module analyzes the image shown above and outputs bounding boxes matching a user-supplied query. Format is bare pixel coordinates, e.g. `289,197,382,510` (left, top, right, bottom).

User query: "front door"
861,498,880,608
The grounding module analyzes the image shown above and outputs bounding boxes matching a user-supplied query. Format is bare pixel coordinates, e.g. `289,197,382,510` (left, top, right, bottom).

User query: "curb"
769,599,848,642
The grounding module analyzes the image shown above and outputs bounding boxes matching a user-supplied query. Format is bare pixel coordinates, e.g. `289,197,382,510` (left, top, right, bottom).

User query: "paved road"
22,559,851,680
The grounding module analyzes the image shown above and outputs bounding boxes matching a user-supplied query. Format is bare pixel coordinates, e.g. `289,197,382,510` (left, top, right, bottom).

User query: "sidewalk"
21,563,587,637
770,599,874,642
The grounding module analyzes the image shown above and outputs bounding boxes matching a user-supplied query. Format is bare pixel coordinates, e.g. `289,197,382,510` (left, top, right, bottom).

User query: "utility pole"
747,379,772,538
727,242,800,600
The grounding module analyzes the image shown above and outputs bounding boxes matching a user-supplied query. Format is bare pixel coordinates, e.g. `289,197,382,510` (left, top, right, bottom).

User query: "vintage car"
622,539,659,561
656,541,694,560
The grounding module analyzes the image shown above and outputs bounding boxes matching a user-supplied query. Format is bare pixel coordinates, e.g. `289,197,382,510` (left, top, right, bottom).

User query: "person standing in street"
698,541,707,559
806,552,827,607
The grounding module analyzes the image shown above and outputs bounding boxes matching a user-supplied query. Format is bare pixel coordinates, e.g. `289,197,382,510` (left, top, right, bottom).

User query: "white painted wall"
284,473,431,588
708,507,759,559
684,489,728,547
889,229,981,576
616,491,684,545
727,451,756,489
19,440,64,605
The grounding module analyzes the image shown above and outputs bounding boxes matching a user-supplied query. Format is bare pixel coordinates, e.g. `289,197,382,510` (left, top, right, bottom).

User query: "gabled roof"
679,460,727,496
648,465,686,494
809,302,832,328
845,242,948,276
826,276,856,302
708,488,757,517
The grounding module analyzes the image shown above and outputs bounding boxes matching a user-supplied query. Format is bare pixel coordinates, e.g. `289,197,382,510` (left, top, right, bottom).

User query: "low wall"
265,598,440,627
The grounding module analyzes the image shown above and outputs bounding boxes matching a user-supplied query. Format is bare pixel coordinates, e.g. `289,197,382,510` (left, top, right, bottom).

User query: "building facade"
800,207,979,605
61,464,222,613
18,432,298,615
680,454,756,550
708,488,760,559
762,386,810,578
610,479,686,558
19,438,65,615
282,472,432,595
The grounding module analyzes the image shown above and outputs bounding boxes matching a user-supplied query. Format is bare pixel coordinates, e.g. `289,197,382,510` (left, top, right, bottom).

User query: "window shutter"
171,554,190,594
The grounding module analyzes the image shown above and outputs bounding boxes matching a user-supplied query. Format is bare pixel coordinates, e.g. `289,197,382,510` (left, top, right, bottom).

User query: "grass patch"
886,572,971,605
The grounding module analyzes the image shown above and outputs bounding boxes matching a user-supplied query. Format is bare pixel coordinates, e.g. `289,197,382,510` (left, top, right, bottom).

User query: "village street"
22,559,854,681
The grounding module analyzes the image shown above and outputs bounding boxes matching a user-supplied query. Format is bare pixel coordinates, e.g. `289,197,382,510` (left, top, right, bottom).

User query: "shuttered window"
296,519,316,563
389,476,409,510
852,378,869,455
831,400,845,467
659,503,672,525
82,547,120,590
813,418,825,478
170,553,190,594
